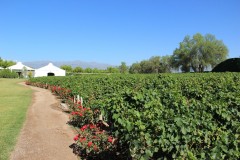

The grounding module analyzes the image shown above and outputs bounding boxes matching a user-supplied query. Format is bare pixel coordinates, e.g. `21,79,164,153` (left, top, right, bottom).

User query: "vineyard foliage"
27,73,240,159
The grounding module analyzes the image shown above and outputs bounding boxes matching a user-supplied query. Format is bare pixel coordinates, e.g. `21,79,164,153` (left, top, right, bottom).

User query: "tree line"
2,33,229,74
61,62,129,74
129,33,228,73
60,65,122,74
62,33,228,74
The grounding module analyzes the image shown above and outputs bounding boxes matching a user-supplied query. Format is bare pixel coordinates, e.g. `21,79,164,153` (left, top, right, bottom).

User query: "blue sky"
0,0,239,65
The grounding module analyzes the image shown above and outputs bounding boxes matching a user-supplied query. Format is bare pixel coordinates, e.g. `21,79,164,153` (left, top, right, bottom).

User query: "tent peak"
16,62,23,65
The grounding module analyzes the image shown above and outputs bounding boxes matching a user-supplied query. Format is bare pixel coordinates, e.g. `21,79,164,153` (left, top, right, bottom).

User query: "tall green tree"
171,33,228,72
92,68,100,73
160,56,172,73
60,65,73,72
0,57,16,68
129,56,172,74
73,66,83,73
139,60,153,73
129,62,141,73
149,56,161,73
84,68,93,73
119,62,128,73
106,67,119,73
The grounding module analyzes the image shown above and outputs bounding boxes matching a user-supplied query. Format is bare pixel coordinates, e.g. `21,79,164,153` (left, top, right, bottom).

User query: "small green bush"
0,69,18,78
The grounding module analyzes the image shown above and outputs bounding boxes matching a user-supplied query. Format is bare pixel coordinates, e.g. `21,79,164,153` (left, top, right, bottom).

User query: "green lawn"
0,79,32,160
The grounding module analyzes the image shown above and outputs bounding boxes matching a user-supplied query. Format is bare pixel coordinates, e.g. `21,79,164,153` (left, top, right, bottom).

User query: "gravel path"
10,83,77,160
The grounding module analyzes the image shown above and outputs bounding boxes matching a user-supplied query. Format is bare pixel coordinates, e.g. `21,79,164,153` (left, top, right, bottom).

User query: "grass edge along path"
0,79,32,160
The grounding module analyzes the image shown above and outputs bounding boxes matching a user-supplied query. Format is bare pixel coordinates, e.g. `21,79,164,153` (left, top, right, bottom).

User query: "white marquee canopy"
8,62,34,71
34,63,66,77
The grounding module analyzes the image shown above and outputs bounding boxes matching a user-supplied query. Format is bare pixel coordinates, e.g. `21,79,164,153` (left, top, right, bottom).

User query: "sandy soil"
10,83,78,160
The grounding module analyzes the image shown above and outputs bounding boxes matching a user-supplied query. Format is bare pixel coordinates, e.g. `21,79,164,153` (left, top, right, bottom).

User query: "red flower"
93,145,99,151
108,136,113,143
73,134,80,141
80,125,88,131
72,111,81,115
80,137,86,142
89,124,96,129
88,141,93,147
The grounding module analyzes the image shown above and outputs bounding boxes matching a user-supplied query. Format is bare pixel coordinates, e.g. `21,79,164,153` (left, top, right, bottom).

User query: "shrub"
0,69,18,78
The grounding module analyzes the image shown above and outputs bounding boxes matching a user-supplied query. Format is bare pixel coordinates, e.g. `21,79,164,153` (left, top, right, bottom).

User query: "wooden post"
80,97,83,106
77,95,80,104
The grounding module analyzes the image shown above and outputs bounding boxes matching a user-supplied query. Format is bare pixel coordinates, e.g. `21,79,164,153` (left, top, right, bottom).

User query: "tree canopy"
106,66,120,73
171,33,228,72
119,62,128,73
129,56,171,74
60,65,73,72
0,57,16,68
73,66,84,73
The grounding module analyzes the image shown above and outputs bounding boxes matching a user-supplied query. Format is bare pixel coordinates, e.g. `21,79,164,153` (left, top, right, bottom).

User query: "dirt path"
10,83,77,160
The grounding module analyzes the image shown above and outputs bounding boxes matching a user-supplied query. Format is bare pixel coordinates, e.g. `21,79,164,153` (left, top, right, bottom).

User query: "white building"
34,63,66,77
8,62,35,78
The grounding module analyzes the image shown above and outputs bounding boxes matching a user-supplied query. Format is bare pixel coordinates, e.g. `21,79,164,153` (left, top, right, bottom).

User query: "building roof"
8,62,34,71
36,63,65,72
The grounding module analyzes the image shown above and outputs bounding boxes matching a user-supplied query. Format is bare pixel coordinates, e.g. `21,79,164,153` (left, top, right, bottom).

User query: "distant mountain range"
24,60,114,69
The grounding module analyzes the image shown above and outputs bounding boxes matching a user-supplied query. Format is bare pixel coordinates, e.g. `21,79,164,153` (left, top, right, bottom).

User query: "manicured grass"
0,79,32,160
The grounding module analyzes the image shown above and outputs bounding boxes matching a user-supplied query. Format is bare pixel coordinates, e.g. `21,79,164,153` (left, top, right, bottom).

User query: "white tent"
34,63,66,77
8,62,34,71
8,62,35,78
